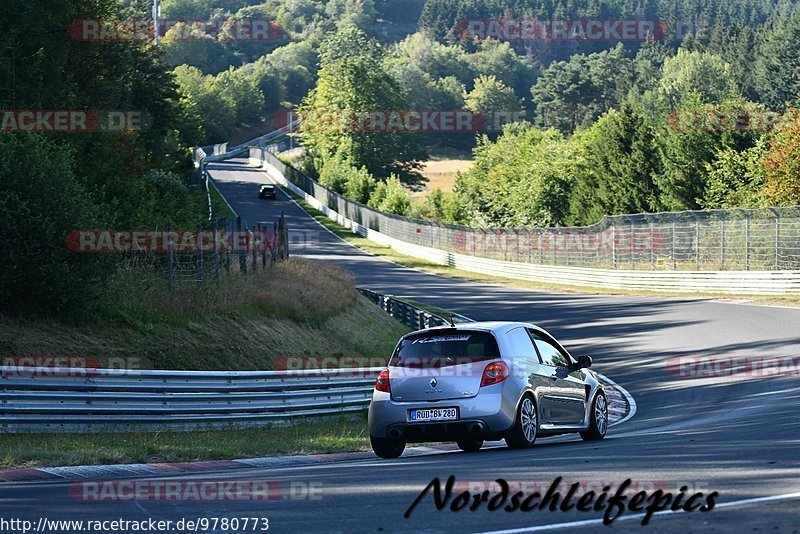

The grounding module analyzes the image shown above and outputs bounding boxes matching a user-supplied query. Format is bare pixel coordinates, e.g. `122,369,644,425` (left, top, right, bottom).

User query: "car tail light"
480,361,508,387
375,369,391,393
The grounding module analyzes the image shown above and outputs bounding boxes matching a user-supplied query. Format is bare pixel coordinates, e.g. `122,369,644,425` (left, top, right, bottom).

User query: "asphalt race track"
2,158,799,533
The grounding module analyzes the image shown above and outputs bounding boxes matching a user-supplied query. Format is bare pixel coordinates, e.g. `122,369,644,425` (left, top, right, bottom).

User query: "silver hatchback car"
368,321,608,458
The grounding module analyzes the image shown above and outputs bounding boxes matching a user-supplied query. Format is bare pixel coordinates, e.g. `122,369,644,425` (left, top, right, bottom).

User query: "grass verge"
0,415,370,468
284,188,800,308
0,258,409,370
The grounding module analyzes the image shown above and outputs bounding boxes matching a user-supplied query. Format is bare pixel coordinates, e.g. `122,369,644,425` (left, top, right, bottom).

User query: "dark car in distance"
258,184,277,199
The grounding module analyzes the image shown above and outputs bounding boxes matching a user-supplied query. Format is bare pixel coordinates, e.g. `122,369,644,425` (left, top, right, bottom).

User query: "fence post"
272,221,278,265
224,217,232,275
630,220,635,269
237,217,247,274
212,218,220,284
671,219,676,270
611,221,617,269
745,211,751,271
196,223,205,286
649,220,655,271
260,224,267,268
720,217,725,270
768,207,781,270
694,216,700,271
166,223,174,293
251,224,257,273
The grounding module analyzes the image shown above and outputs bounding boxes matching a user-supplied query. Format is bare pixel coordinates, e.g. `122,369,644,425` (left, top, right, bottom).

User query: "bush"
0,134,112,316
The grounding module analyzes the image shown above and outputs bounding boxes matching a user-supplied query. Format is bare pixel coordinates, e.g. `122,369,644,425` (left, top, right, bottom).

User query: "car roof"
406,321,540,337
260,184,274,188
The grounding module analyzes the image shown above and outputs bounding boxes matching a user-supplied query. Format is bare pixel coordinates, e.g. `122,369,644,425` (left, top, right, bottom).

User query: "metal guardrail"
0,367,379,432
0,292,451,432
358,289,471,330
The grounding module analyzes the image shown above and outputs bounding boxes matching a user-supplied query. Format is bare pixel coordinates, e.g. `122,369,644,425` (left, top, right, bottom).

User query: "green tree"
368,175,412,215
570,106,662,225
300,27,427,181
464,75,523,132
702,143,766,208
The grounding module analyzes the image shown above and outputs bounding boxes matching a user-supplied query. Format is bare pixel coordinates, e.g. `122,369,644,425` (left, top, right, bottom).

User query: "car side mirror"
576,355,592,369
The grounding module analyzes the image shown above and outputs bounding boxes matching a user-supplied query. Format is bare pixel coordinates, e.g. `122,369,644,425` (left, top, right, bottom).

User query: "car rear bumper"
368,388,517,441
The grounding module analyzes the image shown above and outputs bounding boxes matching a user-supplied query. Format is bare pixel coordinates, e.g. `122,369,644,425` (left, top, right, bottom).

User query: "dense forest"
3,0,800,314
150,0,800,227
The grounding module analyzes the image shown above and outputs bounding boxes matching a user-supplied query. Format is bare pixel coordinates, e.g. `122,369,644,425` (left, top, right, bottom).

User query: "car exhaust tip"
389,428,403,439
470,423,484,434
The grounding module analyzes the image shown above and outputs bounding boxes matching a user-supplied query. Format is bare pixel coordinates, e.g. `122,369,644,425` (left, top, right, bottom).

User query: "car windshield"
389,330,500,368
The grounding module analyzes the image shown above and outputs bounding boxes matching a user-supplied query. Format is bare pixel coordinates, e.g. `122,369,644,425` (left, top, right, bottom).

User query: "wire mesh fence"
254,147,800,272
111,214,290,296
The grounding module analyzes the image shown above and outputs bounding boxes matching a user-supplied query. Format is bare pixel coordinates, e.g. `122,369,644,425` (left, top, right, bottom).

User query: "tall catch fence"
251,147,800,272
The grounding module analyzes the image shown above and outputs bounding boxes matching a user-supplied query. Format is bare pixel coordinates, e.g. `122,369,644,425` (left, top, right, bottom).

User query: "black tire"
580,393,608,441
505,395,538,449
370,436,406,458
456,437,484,452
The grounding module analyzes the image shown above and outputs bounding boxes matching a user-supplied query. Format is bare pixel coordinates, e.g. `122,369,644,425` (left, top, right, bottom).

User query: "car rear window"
389,330,500,368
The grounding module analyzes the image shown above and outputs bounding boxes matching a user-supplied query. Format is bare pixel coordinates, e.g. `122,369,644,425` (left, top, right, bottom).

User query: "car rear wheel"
370,436,405,458
456,437,484,452
580,393,608,441
505,396,537,449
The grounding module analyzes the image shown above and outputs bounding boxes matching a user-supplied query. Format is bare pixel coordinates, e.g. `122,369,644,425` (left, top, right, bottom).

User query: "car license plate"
408,407,458,422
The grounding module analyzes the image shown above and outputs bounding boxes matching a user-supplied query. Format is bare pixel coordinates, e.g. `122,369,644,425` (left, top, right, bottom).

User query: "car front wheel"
505,396,537,449
580,393,608,441
370,436,405,458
